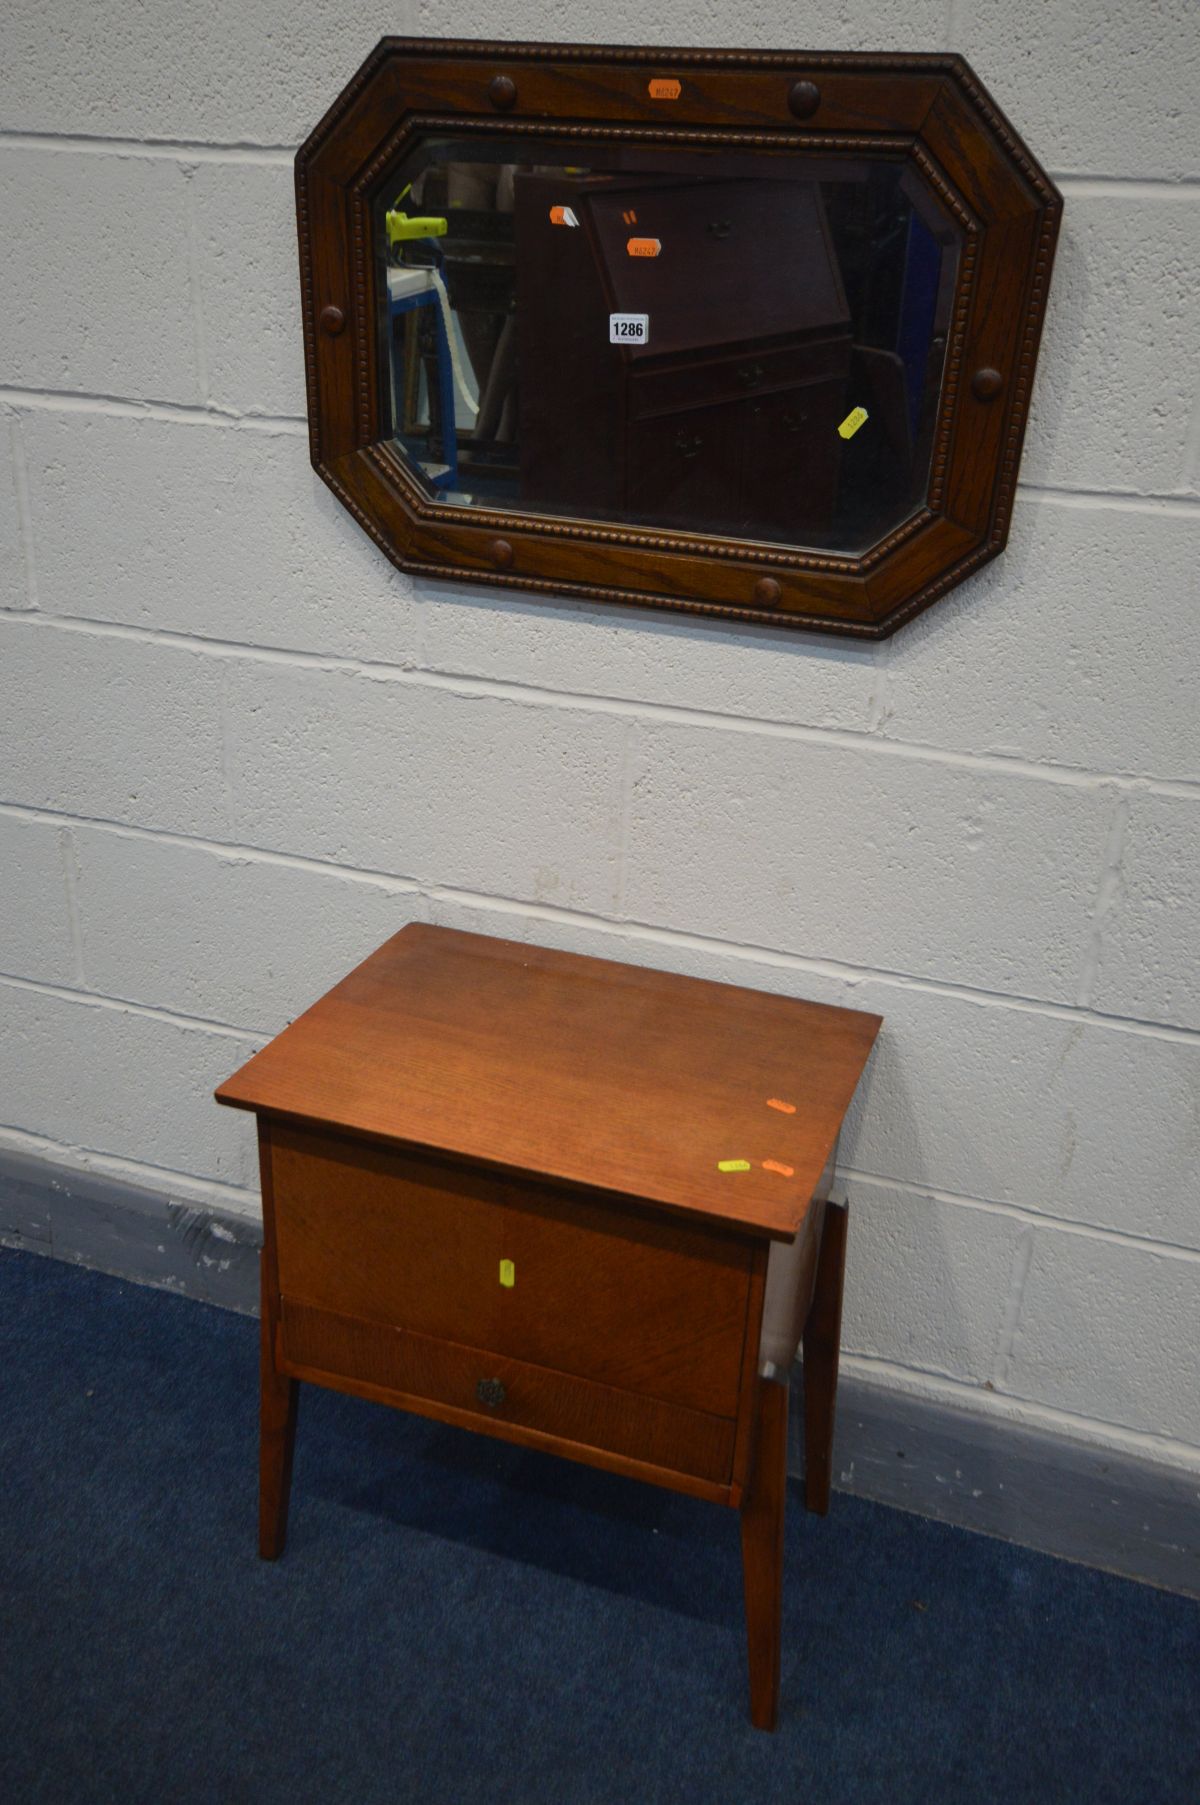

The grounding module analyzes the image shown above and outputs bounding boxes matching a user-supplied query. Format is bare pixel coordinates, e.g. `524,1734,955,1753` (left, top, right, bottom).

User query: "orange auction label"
648,78,681,99
626,237,662,258
549,205,580,228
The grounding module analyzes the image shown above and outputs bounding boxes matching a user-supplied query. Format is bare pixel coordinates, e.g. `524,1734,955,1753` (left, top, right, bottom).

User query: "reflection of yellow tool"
386,207,448,249
385,185,448,257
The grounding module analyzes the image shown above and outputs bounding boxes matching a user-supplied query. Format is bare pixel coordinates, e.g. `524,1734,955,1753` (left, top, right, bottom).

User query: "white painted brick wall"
1019,190,1200,496
623,727,1115,1000
1006,1229,1200,1445
842,1180,1026,1385
1,3,1197,1476
0,412,28,611
1,149,201,404
21,410,421,661
1091,796,1200,1033
0,982,258,1188
71,827,425,1035
0,815,77,988
882,500,1200,779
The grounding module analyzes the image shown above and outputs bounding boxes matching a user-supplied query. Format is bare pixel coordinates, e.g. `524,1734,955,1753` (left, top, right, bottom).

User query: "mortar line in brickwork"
5,608,1200,797
2,804,1198,1048
0,803,428,895
993,1223,1034,1389
840,1350,1200,1476
0,129,296,164
841,1166,1200,1267
0,971,259,1043
1182,386,1200,493
4,385,1200,519
1052,173,1200,200
420,878,1200,1047
1075,789,1132,1008
0,385,306,435
6,130,1199,197
866,634,894,734
58,826,86,989
5,375,1200,518
1015,481,1200,518
0,1123,259,1218
8,413,39,610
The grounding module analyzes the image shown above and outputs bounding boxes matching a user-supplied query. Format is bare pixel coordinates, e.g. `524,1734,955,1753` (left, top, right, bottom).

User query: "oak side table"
215,925,881,1730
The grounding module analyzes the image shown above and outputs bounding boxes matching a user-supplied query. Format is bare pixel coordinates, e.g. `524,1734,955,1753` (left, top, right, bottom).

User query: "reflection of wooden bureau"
515,173,852,541
216,925,880,1730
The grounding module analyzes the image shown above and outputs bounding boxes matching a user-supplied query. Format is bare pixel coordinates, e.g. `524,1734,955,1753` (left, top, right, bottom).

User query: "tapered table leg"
739,1375,788,1731
259,1267,298,1561
803,1198,848,1516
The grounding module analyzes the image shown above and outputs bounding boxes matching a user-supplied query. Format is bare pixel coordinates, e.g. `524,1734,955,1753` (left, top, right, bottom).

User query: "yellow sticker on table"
499,1258,515,1288
838,406,869,440
718,1159,752,1173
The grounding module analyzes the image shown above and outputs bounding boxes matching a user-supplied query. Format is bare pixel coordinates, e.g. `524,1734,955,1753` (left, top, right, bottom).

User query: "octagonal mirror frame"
296,38,1061,639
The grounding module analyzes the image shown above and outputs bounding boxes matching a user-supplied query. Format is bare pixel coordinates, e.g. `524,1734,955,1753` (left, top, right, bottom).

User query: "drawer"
629,334,851,421
279,1298,737,1488
267,1123,755,1419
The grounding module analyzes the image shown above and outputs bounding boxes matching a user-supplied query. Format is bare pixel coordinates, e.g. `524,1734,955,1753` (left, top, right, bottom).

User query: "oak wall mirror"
297,40,1061,638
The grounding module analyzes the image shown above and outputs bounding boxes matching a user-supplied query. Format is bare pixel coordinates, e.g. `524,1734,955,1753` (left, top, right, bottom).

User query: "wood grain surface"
268,1122,755,1415
279,1298,738,1494
217,924,881,1240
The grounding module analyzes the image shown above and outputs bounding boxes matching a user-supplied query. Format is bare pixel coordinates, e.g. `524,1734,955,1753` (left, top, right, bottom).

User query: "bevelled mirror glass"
298,42,1061,636
371,138,962,555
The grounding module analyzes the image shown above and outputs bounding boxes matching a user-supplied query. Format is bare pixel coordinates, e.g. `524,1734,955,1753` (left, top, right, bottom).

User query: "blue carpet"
1,1247,1196,1804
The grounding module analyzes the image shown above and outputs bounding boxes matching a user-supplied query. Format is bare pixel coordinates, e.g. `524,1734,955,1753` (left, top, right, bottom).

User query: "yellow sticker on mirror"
499,1259,515,1288
838,406,869,440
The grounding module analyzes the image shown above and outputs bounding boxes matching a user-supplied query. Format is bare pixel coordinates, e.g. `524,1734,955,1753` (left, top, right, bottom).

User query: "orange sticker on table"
766,1098,796,1114
549,205,580,228
762,1160,795,1178
626,237,662,259
649,78,681,99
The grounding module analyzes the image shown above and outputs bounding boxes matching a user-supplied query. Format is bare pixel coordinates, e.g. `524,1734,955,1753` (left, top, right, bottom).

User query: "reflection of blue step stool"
387,266,457,490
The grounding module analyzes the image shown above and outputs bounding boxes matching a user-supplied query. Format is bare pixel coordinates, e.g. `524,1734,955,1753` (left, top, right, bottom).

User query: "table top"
216,925,881,1241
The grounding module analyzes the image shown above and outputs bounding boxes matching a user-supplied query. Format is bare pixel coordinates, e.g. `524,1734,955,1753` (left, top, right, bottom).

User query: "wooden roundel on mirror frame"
296,38,1061,639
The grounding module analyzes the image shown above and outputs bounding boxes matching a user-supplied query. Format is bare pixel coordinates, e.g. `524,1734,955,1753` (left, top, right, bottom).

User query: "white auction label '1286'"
609,313,649,345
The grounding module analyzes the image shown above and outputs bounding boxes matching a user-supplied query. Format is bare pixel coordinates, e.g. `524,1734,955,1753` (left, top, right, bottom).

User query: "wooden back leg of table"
259,1270,298,1561
802,1197,848,1517
739,1374,788,1731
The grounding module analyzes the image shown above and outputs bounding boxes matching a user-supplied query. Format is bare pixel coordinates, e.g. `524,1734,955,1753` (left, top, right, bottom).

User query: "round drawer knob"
489,537,514,568
972,366,1004,401
488,74,517,112
476,1377,506,1409
754,576,783,609
319,305,346,337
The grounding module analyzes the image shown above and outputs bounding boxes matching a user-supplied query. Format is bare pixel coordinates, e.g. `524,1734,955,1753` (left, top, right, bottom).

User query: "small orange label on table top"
626,237,662,258
649,78,681,99
762,1160,795,1178
549,205,580,228
766,1098,796,1114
